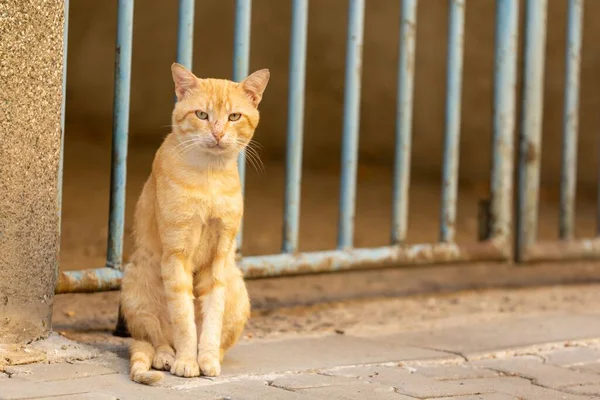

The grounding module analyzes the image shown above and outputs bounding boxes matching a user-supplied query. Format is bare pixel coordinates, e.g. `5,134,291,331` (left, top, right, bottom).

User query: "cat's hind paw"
170,357,200,378
152,346,175,371
198,353,221,377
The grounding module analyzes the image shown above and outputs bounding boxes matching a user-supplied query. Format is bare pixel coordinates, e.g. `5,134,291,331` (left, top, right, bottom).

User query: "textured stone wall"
64,0,599,187
0,0,64,343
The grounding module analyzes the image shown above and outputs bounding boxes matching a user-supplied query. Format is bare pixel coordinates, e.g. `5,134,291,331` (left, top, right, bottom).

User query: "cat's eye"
195,111,209,120
228,113,241,122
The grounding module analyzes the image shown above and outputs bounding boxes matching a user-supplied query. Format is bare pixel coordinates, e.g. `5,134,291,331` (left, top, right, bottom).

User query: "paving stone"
4,362,117,382
270,373,357,390
299,381,415,399
451,377,597,400
36,394,118,400
196,380,322,399
543,346,600,366
324,365,493,398
0,377,90,400
473,355,600,389
220,334,458,377
28,333,101,364
40,374,214,400
434,394,518,400
407,363,501,381
576,362,600,374
85,353,129,375
563,384,600,396
379,315,600,359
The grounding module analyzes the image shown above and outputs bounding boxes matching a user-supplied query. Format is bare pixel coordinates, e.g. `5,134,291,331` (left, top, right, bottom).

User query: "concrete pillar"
0,0,65,343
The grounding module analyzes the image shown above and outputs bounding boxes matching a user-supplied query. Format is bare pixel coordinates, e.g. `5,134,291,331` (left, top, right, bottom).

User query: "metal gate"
55,0,593,295
516,0,599,263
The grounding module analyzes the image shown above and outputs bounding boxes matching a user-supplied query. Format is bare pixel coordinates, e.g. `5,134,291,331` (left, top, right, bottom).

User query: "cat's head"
170,63,269,159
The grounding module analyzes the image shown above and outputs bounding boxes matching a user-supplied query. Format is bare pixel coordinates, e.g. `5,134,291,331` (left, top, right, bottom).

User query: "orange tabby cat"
120,63,269,385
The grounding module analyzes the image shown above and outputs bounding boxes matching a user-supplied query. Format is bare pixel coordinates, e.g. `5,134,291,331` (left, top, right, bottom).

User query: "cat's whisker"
245,143,262,155
243,146,265,174
243,141,263,158
176,140,202,157
234,139,261,154
173,138,200,153
244,151,262,175
247,139,263,150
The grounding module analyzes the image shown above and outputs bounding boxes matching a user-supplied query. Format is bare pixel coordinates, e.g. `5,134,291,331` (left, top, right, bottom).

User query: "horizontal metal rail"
57,267,122,293
519,237,600,262
56,239,508,293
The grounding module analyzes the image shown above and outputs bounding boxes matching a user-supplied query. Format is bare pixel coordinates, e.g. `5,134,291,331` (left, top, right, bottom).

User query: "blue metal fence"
55,0,596,294
516,0,600,262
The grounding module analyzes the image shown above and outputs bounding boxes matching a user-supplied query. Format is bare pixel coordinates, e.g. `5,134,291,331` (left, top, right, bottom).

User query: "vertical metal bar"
391,0,418,245
516,0,547,261
337,0,365,250
489,0,519,242
233,0,252,253
58,0,69,245
559,0,583,240
106,0,134,269
282,0,309,254
439,0,465,243
176,0,195,69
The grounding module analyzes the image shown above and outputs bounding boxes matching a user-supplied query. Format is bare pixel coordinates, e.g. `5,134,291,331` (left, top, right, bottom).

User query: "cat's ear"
241,69,270,107
171,63,198,100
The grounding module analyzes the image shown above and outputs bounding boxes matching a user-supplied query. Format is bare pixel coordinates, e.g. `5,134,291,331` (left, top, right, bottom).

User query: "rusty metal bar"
391,0,418,245
176,0,195,70
106,0,134,269
521,237,600,262
56,240,508,293
233,0,252,253
56,267,122,294
490,0,519,243
439,0,465,243
516,0,547,261
338,0,365,249
282,0,309,254
240,240,507,278
559,0,583,240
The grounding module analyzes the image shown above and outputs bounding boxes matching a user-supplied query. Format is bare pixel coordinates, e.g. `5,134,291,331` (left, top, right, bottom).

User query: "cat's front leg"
161,252,200,378
198,284,226,376
198,233,233,377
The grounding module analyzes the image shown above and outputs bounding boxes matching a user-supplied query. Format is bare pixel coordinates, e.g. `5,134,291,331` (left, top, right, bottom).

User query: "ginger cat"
120,63,269,385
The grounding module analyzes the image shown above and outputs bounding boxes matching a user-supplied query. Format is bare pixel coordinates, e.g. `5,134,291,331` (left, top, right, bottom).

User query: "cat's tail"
129,340,163,385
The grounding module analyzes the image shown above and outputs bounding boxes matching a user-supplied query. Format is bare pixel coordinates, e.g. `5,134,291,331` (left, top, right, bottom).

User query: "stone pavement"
3,314,600,399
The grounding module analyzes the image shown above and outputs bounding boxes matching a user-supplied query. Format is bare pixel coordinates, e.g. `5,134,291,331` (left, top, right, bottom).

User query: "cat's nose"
212,131,224,142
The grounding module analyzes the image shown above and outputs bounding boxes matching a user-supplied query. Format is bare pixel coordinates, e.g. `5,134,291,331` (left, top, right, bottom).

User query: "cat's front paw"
170,357,200,378
198,353,221,377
